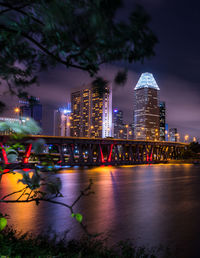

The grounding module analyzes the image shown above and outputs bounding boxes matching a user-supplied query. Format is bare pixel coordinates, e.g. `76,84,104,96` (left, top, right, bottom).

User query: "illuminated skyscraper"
70,89,90,137
133,72,160,140
70,85,112,138
19,97,42,127
159,101,166,141
169,128,178,142
113,109,124,138
53,106,71,136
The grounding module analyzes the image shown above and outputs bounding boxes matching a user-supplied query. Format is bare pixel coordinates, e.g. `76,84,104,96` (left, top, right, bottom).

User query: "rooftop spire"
134,72,160,90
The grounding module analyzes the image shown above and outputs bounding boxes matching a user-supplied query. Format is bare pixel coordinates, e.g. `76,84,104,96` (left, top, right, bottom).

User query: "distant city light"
114,109,118,113
63,109,71,114
184,134,189,142
58,107,71,114
14,107,20,113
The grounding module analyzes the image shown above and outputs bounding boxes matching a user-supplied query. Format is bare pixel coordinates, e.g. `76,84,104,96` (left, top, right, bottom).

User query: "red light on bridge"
100,145,105,163
108,144,114,162
0,143,9,164
23,144,32,164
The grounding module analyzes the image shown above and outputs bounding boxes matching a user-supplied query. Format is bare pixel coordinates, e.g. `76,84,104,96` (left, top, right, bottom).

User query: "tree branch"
0,2,43,25
71,180,94,207
1,186,28,200
0,24,90,72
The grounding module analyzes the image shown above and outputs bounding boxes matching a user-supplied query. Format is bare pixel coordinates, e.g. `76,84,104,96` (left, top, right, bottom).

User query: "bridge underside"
0,136,187,168
45,142,185,166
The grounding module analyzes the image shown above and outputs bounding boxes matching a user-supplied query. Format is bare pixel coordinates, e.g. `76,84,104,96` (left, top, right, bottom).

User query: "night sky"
2,0,200,140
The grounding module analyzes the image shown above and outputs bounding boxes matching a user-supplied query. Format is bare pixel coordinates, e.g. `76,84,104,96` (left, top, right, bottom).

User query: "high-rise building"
159,101,166,141
19,97,42,127
70,89,91,137
113,109,124,138
169,128,178,142
133,72,160,140
70,85,112,138
123,124,134,140
53,107,71,136
165,123,169,141
113,109,133,139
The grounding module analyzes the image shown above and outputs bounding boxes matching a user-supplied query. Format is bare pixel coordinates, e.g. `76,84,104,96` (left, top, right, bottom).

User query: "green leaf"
0,217,7,231
75,213,83,223
18,172,41,190
71,213,83,222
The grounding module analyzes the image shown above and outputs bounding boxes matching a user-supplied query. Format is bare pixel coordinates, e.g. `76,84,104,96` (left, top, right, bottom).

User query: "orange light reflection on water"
1,172,41,234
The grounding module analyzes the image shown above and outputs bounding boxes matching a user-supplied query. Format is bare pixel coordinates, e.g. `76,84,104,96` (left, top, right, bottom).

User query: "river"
1,164,200,257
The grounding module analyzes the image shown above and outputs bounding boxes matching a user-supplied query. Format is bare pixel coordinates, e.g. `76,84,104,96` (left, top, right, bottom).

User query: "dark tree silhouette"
0,0,157,108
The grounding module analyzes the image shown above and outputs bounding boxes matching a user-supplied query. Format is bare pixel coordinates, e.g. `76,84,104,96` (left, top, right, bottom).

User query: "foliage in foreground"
0,0,157,110
0,227,173,258
0,119,95,237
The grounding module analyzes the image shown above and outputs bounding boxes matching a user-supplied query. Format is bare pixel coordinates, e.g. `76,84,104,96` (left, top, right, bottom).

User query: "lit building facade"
113,109,124,138
169,128,178,142
113,110,134,139
133,73,160,140
71,85,112,138
159,101,166,141
19,97,42,127
165,123,169,141
71,90,83,137
54,107,71,137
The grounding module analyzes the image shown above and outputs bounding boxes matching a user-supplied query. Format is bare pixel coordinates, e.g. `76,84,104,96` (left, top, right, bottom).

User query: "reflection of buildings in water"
81,166,116,235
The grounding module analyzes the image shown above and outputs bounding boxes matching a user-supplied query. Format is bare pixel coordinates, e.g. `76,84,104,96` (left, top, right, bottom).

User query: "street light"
14,107,20,113
14,107,20,119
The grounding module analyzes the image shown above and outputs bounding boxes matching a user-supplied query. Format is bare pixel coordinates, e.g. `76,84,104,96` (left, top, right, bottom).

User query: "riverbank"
0,227,172,257
168,159,200,164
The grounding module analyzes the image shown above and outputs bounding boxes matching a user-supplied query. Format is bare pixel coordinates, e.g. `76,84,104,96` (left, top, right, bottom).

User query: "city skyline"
1,68,199,141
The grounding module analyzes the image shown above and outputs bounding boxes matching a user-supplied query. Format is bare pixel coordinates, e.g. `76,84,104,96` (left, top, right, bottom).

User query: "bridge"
0,135,188,168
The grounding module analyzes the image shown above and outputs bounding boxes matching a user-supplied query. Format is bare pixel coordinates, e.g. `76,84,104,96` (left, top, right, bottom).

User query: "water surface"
1,164,200,257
